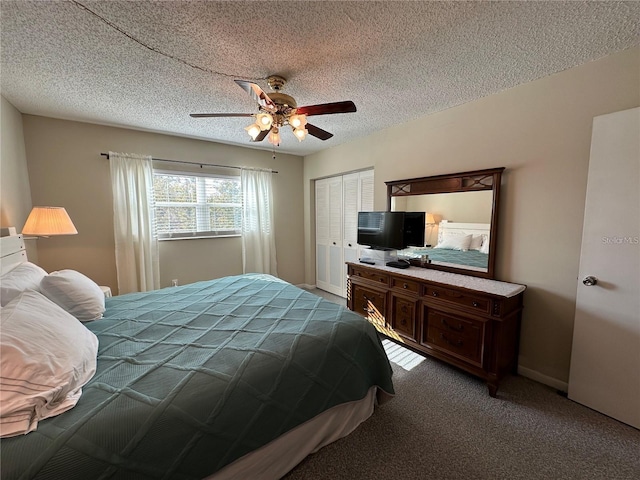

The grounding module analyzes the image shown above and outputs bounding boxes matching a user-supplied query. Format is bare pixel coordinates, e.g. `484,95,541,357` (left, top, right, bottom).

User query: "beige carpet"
287,290,640,479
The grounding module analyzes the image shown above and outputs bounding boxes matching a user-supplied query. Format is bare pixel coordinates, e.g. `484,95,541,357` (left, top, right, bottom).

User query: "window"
153,171,242,239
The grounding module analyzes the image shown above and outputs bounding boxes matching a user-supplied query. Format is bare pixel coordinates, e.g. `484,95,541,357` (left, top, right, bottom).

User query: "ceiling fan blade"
190,113,254,118
296,101,356,117
234,80,276,110
306,123,334,140
251,128,271,142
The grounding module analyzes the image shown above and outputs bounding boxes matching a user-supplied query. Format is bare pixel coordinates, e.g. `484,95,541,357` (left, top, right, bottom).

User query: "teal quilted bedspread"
1,274,394,479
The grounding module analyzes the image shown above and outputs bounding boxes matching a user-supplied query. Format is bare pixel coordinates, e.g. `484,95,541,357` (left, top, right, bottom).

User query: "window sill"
158,234,241,241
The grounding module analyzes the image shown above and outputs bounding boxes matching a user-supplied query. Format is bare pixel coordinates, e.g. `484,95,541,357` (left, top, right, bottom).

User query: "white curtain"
241,168,278,276
109,151,160,294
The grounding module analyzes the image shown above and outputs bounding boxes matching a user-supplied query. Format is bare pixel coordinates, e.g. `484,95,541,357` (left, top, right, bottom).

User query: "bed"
400,221,491,271
0,233,394,479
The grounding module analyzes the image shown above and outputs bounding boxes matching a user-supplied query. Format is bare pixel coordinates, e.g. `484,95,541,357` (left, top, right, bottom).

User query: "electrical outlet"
171,279,178,287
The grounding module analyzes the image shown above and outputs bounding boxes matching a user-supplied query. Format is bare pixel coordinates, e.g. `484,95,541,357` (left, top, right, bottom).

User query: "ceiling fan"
190,75,357,145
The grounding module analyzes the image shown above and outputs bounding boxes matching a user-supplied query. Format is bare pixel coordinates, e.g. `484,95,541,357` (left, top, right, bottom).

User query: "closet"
316,170,374,297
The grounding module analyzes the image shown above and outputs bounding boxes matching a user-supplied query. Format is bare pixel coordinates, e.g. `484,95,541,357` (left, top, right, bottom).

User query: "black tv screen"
403,212,426,247
357,211,405,250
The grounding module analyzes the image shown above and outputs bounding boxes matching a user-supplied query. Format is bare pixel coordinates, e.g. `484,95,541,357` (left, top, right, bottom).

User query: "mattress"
1,274,394,479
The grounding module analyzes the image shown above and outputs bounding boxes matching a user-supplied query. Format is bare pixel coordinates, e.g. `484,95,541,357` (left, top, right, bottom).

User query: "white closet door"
315,178,330,292
326,176,344,296
343,173,360,297
316,170,374,298
357,170,375,261
342,170,375,297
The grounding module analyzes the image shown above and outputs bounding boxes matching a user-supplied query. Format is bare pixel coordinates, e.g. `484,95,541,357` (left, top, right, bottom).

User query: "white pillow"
469,234,484,251
480,237,490,254
0,290,98,438
40,270,105,321
434,233,473,251
0,262,47,307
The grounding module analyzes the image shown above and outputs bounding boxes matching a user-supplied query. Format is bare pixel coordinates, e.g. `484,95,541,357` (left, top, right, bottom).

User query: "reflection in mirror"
386,168,504,279
391,190,493,248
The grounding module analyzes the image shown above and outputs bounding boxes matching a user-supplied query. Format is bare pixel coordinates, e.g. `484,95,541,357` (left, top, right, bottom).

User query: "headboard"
0,230,28,275
437,220,491,245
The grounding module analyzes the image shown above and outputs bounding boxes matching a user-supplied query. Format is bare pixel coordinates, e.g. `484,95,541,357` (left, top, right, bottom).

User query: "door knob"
583,276,598,286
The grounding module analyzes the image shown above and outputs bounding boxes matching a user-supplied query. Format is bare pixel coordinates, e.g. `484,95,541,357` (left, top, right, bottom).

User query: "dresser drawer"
390,294,418,341
351,283,387,328
350,266,389,285
390,276,420,295
424,285,490,314
423,310,483,365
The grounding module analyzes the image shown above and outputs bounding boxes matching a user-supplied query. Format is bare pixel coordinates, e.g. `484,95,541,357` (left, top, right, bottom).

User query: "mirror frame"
386,167,504,279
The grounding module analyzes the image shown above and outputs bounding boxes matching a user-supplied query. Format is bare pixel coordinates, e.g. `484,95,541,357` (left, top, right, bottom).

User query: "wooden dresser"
347,262,526,396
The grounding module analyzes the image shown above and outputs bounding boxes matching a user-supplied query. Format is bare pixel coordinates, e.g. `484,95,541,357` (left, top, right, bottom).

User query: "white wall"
303,47,640,387
21,116,305,294
0,96,37,261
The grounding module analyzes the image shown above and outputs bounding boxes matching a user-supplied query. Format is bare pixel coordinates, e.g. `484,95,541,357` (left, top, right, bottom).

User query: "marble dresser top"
353,263,526,298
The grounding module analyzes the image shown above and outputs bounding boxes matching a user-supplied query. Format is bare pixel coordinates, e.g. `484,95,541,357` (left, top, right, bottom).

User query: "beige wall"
0,96,38,261
392,190,494,223
22,117,304,293
303,47,640,387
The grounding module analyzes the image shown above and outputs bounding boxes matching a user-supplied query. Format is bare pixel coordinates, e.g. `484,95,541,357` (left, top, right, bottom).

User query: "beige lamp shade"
425,213,436,225
22,207,78,236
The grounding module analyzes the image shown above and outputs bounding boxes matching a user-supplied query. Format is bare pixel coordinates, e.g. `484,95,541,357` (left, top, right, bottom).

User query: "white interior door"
568,107,640,428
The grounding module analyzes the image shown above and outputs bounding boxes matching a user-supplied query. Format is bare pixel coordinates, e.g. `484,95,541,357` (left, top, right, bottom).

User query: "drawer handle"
440,333,463,347
472,301,480,308
401,305,408,313
441,318,463,332
333,242,336,245
379,277,385,282
356,272,361,276
400,318,406,326
403,283,408,289
432,291,439,297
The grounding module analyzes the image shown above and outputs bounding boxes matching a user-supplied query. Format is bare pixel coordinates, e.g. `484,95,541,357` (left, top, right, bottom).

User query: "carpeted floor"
287,289,640,480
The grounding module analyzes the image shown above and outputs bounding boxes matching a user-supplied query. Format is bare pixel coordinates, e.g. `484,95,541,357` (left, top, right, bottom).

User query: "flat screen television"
357,211,425,250
357,211,404,250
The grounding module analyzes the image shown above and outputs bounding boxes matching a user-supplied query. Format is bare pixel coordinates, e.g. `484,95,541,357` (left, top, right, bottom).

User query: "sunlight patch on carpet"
382,339,425,371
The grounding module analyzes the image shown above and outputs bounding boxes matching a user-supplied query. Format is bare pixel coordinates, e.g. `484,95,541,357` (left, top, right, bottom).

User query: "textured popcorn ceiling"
1,1,638,156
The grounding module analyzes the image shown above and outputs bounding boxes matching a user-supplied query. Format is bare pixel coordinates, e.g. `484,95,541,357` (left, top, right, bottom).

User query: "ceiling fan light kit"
190,74,356,146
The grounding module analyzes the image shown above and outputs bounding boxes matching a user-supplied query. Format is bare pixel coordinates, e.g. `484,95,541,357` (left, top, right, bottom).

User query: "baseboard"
517,364,568,393
296,283,316,290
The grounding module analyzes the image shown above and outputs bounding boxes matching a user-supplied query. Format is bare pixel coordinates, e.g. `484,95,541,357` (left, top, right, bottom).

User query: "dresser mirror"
386,167,504,279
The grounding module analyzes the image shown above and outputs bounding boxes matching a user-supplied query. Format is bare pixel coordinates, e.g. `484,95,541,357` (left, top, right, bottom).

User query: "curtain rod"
100,153,278,174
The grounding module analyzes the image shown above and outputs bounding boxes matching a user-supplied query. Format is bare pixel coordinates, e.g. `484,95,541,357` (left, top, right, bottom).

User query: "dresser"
347,262,526,396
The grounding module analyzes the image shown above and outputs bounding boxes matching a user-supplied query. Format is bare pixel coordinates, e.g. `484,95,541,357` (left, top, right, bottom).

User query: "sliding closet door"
315,176,343,297
316,169,374,298
342,170,374,297
315,179,330,292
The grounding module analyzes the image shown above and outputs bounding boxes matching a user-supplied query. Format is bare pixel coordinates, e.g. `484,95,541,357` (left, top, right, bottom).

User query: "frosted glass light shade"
256,113,273,131
22,207,78,236
268,128,281,146
289,114,307,129
293,127,308,141
244,123,261,140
